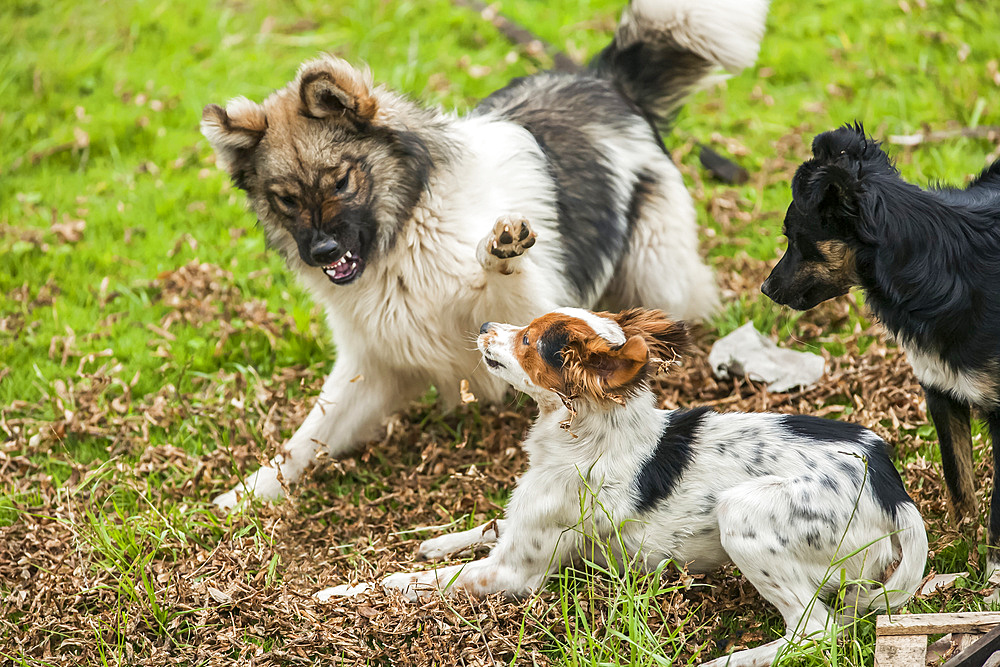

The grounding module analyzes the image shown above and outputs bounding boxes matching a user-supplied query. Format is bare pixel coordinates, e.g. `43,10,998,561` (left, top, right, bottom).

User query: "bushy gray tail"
591,0,770,125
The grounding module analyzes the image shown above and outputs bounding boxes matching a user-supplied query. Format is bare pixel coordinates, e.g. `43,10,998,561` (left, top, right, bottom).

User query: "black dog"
762,123,1000,576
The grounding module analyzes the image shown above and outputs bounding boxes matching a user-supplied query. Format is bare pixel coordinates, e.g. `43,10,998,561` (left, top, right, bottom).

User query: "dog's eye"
522,333,529,346
276,195,296,209
335,170,350,193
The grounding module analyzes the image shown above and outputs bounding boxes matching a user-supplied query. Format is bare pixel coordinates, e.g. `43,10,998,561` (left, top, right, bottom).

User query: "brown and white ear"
201,97,266,174
600,335,650,389
613,309,689,363
570,334,650,396
296,55,378,122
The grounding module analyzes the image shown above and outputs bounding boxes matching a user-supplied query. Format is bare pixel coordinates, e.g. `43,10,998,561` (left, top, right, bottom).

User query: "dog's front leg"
417,519,507,560
213,359,423,509
384,476,576,600
383,528,565,601
923,385,976,522
476,214,536,275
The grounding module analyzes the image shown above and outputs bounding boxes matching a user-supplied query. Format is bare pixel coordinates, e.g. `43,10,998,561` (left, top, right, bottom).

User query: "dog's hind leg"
213,359,425,510
704,478,838,667
923,385,977,523
416,519,506,560
599,166,719,321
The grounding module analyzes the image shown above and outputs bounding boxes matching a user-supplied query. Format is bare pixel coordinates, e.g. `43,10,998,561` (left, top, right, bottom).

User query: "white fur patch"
554,307,626,346
906,347,997,406
629,0,770,72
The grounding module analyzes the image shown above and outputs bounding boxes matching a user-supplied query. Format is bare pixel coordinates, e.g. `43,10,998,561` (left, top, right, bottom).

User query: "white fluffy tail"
592,0,770,123
627,0,770,72
853,503,929,613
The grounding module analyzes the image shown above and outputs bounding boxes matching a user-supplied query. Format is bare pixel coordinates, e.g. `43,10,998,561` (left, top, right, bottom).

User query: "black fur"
590,36,711,128
858,436,914,520
634,406,711,512
538,324,569,370
763,122,1000,561
781,414,868,443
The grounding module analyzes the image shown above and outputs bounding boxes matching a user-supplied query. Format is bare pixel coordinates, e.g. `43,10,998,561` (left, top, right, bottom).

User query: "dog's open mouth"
484,356,505,370
322,251,364,285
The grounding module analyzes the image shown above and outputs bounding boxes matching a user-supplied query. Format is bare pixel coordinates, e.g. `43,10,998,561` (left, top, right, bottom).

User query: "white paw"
212,466,286,510
314,583,371,601
382,572,429,602
417,534,472,561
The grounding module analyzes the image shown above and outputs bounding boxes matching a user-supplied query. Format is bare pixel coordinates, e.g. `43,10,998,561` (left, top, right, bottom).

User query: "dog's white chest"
905,345,997,406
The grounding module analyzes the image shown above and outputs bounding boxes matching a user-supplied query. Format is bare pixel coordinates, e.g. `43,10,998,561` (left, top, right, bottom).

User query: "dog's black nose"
311,238,342,265
480,322,492,334
760,277,773,298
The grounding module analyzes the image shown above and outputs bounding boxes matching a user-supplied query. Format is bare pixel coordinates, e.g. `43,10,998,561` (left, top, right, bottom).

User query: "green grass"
3,0,1000,663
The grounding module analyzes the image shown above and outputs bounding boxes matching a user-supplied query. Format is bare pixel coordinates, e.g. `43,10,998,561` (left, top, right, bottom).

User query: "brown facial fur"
201,54,439,271
808,239,860,289
517,309,687,402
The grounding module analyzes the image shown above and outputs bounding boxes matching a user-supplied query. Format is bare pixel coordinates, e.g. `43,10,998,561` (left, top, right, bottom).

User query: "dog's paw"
382,572,428,602
314,583,371,601
487,215,536,260
212,466,285,510
417,534,472,561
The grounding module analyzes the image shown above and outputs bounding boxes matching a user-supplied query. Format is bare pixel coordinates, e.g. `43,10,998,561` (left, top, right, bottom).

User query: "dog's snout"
311,237,342,265
480,322,493,335
760,276,774,298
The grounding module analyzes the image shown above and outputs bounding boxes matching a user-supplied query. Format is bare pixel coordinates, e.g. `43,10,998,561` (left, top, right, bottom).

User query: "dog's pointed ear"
577,334,650,392
297,56,378,122
613,309,689,363
201,97,266,184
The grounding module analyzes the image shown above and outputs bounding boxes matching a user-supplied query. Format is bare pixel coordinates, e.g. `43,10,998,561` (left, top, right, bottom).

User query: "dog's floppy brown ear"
201,97,266,183
589,334,650,389
297,55,378,122
565,334,650,398
613,308,689,363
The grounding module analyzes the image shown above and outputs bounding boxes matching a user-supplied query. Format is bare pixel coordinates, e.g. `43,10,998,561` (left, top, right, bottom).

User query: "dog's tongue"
322,250,360,282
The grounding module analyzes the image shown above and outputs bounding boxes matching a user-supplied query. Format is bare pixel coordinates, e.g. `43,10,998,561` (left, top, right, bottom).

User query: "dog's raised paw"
488,215,536,259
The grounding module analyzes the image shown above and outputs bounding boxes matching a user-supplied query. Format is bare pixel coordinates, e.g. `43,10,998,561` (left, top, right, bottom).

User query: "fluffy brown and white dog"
321,308,926,667
202,0,770,508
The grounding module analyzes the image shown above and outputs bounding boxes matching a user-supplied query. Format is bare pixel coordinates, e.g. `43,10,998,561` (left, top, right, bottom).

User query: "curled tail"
854,503,929,613
591,0,770,124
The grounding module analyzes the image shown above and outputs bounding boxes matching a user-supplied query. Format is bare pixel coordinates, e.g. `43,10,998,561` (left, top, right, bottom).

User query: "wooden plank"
926,634,955,664
944,625,1000,667
877,613,1000,636
952,634,979,653
875,634,927,667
